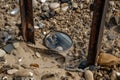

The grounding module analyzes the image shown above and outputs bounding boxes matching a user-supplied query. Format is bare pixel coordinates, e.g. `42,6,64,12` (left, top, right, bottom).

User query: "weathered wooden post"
19,0,35,43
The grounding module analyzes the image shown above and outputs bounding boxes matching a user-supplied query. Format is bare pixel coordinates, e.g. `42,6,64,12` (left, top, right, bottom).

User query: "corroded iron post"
87,0,109,66
19,0,35,43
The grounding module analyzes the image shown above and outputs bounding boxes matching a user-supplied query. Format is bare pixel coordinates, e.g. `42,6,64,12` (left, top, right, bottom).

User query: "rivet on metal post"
19,0,35,43
87,0,109,66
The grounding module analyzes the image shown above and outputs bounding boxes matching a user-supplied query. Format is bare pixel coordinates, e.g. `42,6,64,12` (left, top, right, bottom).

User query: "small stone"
3,32,9,38
85,0,90,4
109,1,115,6
41,74,56,80
7,69,19,75
13,42,20,49
30,63,39,68
36,22,44,29
10,8,20,16
49,3,60,10
41,5,49,12
111,70,117,80
78,59,87,69
13,76,35,80
61,3,69,12
107,33,117,40
72,2,78,9
3,44,14,53
84,70,94,80
56,46,63,51
35,52,41,58
1,76,8,80
16,0,19,4
33,0,38,7
76,9,81,13
15,69,33,76
0,49,6,57
4,35,12,42
97,53,120,66
40,0,46,3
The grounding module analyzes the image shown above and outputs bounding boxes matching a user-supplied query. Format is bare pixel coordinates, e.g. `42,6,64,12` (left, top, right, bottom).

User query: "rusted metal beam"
19,0,35,43
87,0,109,66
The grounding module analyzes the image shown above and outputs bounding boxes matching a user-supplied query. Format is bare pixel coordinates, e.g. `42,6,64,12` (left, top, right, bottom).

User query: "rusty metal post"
87,0,109,66
19,0,35,43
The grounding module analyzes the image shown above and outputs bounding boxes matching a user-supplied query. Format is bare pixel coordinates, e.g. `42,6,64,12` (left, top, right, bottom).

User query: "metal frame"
19,0,110,66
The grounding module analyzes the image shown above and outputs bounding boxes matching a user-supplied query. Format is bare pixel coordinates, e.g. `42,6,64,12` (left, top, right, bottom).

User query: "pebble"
40,0,46,3
13,42,20,49
111,70,117,80
7,69,19,75
72,2,78,9
36,22,44,29
1,76,8,80
49,3,60,10
10,8,20,16
84,70,94,80
56,46,63,51
0,49,6,57
30,63,39,68
14,69,33,76
78,59,87,69
4,35,12,42
41,5,50,12
16,0,19,4
85,0,90,4
97,53,120,66
107,33,117,40
13,76,35,80
35,52,41,58
61,3,69,12
109,1,115,6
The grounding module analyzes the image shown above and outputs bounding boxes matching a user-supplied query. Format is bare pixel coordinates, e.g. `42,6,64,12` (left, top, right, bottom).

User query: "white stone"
61,6,69,12
10,8,20,16
109,1,115,6
7,69,19,75
49,3,60,10
84,70,94,80
13,42,20,49
56,46,63,51
40,0,46,3
72,2,78,9
0,49,6,57
35,52,41,58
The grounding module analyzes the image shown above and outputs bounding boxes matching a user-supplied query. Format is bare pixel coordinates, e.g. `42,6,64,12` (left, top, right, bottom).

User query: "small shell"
10,8,20,16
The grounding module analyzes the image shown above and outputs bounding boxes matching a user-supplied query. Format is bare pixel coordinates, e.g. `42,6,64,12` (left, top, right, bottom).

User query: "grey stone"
41,5,50,12
13,76,36,80
3,44,14,53
107,33,117,40
36,22,44,29
40,0,46,3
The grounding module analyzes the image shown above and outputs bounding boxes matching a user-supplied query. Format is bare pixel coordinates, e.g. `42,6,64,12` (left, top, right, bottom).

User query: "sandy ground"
0,0,120,80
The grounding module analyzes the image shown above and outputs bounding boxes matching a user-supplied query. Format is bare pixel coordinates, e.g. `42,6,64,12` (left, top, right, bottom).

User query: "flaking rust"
19,0,35,43
87,0,109,66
